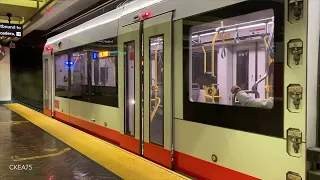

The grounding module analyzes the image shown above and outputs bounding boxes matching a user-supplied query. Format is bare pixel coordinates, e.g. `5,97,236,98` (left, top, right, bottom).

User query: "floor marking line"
43,148,58,152
0,121,29,124
11,148,71,162
12,121,29,125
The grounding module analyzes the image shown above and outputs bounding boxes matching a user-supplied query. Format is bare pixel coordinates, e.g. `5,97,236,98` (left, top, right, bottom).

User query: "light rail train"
42,0,320,179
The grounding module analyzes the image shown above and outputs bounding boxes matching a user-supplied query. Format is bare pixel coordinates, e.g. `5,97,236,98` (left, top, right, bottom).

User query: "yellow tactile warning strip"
5,103,190,180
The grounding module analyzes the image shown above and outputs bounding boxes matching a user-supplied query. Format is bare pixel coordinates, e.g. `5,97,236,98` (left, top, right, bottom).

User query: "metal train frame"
42,0,320,179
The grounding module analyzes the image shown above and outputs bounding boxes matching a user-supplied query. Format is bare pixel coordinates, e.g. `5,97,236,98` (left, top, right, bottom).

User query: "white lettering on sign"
0,24,23,37
0,24,21,30
0,31,15,36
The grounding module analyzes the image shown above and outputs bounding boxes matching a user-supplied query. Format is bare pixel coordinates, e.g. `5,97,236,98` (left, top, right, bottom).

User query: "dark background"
10,30,47,110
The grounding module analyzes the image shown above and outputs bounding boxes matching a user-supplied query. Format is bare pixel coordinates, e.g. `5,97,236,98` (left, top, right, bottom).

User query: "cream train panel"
69,100,120,131
54,96,70,114
283,0,307,141
174,119,305,179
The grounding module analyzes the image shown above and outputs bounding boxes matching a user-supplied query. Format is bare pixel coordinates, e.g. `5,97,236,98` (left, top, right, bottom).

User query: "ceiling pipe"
7,13,12,24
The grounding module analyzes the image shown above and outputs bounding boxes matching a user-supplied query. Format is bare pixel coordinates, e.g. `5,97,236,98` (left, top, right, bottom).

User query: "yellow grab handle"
211,32,219,76
150,97,161,121
202,46,207,73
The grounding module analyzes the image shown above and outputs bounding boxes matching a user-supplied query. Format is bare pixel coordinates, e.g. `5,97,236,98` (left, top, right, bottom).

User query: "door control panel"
288,0,304,23
288,39,303,68
287,128,302,157
287,85,303,112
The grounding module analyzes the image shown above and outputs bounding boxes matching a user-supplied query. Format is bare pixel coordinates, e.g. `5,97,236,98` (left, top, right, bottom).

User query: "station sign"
0,23,23,38
99,51,110,58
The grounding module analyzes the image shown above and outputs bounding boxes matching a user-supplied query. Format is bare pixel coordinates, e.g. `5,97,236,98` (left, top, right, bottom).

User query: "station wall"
0,46,11,102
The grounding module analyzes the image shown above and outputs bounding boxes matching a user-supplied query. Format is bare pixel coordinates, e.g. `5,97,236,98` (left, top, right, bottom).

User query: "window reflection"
92,57,116,87
55,54,69,98
90,38,118,106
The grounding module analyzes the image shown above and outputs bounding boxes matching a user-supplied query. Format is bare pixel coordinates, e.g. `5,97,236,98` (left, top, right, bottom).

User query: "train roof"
45,0,244,53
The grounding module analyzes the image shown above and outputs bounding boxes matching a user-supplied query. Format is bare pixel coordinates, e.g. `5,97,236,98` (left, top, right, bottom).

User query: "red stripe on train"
174,151,260,180
43,108,51,117
144,142,171,168
51,110,260,180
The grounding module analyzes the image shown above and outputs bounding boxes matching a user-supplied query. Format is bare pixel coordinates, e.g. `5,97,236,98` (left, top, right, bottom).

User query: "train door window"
189,9,274,109
44,59,49,108
124,41,135,136
54,54,69,98
149,36,164,146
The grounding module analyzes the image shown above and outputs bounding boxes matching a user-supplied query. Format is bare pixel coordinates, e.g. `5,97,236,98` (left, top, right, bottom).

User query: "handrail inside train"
191,17,274,37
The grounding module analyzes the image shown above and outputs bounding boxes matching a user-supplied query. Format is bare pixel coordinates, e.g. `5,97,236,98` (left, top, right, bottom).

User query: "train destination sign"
0,23,22,38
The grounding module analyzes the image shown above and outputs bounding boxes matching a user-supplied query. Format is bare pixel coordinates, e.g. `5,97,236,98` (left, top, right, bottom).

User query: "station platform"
2,103,190,180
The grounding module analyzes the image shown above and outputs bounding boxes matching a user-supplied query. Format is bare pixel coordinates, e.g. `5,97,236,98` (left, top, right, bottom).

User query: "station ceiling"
0,0,51,44
0,0,104,45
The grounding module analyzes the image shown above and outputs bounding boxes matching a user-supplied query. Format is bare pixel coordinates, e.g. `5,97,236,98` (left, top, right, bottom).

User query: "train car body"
43,0,320,179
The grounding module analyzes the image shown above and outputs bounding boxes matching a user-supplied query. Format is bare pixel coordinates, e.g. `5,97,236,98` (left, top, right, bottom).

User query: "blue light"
65,66,69,70
65,61,74,65
92,52,98,59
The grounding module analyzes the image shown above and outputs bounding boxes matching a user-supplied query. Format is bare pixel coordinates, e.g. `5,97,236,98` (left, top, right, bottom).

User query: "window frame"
124,40,136,137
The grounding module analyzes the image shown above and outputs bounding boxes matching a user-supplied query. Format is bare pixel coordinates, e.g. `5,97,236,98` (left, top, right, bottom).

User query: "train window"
149,36,164,146
183,0,284,138
91,57,117,87
54,53,69,98
124,41,135,136
89,37,118,107
53,37,119,107
189,9,275,109
69,51,89,102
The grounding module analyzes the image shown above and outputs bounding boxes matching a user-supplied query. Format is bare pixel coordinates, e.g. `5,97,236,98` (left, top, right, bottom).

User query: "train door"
43,54,53,117
118,22,141,155
142,12,173,169
119,11,173,168
232,43,256,97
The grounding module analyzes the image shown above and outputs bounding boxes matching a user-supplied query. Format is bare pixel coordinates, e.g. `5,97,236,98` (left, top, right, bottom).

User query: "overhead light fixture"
46,0,163,45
